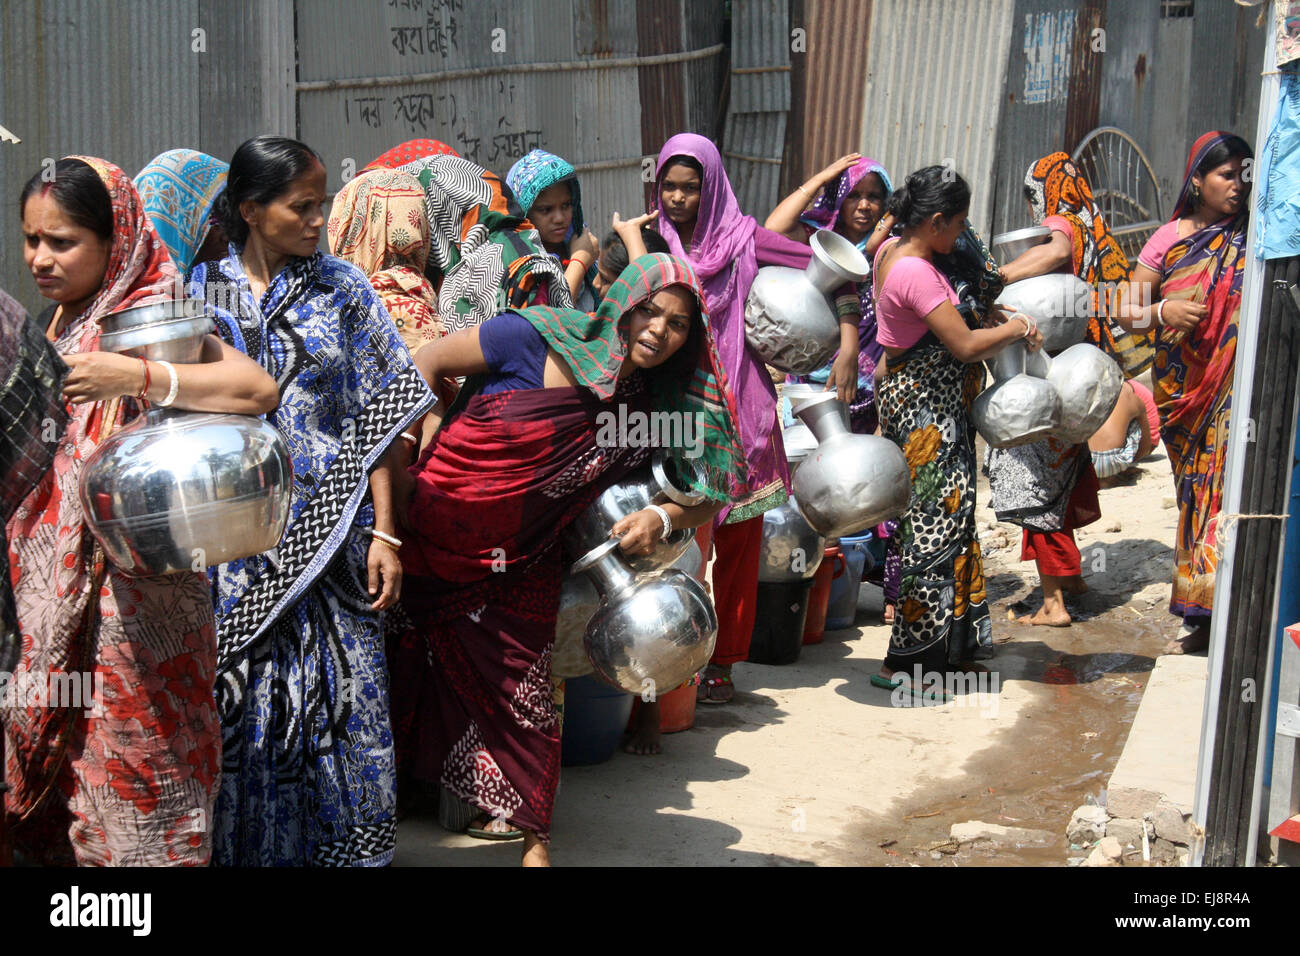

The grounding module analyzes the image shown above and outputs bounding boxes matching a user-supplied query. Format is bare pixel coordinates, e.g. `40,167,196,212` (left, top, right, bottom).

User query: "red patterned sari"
4,157,219,866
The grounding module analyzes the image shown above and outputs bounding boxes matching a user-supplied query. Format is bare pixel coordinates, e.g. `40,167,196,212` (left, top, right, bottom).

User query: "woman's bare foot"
1163,623,1210,655
1016,605,1073,627
522,831,550,867
623,699,663,755
1063,575,1088,596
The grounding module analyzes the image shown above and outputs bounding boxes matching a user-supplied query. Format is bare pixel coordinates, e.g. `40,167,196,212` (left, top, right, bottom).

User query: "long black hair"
20,158,112,240
888,165,971,229
214,135,322,247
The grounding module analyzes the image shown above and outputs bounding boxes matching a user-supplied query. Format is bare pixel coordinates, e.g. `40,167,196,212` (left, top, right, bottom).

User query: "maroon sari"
392,380,650,838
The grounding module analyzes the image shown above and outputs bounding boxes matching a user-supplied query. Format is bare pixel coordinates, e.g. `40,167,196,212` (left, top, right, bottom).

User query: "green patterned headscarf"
516,253,746,503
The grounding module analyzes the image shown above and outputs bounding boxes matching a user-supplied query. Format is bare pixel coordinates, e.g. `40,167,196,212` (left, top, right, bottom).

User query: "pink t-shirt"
873,240,960,349
1128,378,1160,440
1137,221,1181,272
1042,214,1075,244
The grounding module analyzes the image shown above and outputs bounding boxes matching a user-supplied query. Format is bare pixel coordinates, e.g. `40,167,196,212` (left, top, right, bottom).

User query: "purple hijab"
653,133,810,519
800,157,894,233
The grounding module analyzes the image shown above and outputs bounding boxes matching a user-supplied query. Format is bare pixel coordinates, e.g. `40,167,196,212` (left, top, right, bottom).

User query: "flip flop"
870,672,953,703
465,814,523,841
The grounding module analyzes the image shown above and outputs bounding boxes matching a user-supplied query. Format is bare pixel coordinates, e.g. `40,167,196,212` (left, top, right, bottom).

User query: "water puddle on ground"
853,612,1170,867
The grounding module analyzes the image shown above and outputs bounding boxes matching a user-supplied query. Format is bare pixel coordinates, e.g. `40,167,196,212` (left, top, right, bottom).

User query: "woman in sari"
872,166,1043,691
506,149,601,310
400,153,572,331
1116,131,1252,654
650,133,813,704
134,149,230,274
391,253,745,865
7,157,277,865
191,136,434,866
985,151,1133,626
326,167,455,424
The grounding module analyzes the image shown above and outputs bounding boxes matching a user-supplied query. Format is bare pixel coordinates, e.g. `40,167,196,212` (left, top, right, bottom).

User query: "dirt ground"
396,445,1181,867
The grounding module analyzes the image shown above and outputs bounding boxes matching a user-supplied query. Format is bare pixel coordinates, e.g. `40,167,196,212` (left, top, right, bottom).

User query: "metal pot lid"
991,225,1052,247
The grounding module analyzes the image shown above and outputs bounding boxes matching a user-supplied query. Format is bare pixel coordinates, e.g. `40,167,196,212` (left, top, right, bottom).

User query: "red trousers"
704,516,764,667
1020,461,1101,577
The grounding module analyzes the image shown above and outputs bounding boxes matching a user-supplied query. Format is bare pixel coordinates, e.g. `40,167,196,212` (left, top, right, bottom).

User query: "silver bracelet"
645,504,673,541
364,527,403,550
1156,299,1168,327
399,432,418,445
156,360,179,407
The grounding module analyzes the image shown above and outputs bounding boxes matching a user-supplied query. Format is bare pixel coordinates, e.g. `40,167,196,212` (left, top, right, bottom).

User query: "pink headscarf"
653,134,810,515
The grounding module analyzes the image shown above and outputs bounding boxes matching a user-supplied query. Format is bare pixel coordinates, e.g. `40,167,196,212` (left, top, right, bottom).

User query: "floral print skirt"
877,337,993,672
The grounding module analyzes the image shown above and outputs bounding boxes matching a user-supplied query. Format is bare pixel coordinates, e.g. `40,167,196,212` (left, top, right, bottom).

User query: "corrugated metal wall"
722,0,791,217
858,0,1016,237
294,0,723,236
0,0,294,313
989,0,1091,241
794,0,871,180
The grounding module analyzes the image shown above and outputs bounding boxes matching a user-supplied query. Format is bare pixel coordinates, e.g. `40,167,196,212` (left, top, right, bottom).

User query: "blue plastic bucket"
561,675,634,766
826,532,874,630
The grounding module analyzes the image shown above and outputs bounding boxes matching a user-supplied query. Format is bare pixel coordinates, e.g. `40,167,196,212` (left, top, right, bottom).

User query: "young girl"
507,149,601,310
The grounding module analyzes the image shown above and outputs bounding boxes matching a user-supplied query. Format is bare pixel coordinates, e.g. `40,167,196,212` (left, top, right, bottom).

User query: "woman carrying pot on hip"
872,166,1042,695
7,156,277,866
390,253,744,865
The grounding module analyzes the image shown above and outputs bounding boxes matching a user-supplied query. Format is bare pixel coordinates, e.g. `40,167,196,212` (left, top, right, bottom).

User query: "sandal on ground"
697,669,734,704
870,672,953,703
882,603,896,625
465,813,523,841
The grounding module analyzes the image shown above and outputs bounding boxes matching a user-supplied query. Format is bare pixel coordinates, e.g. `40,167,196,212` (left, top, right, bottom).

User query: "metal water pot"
554,538,702,680
988,339,1052,383
744,229,869,374
970,374,1062,448
1045,343,1124,444
566,451,702,572
991,225,1052,266
790,392,910,538
758,436,825,583
995,273,1093,354
79,300,294,576
565,537,717,695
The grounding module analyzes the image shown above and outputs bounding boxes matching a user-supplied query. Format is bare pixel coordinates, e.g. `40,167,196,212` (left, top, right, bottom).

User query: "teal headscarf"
134,149,229,270
505,149,584,239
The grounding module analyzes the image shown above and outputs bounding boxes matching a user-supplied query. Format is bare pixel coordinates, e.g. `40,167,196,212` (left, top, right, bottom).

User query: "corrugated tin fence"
858,0,1016,237
722,0,792,217
0,0,295,313
294,0,725,236
0,0,723,311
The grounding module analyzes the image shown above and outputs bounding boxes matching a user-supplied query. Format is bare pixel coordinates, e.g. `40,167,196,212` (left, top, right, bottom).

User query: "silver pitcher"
970,374,1062,448
79,300,294,576
744,229,870,375
1045,343,1123,444
758,434,824,583
554,538,703,680
995,273,1093,354
565,537,717,695
790,392,910,538
566,450,702,572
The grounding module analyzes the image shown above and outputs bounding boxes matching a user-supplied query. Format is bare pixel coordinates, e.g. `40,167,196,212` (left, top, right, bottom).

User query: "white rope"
1210,511,1291,558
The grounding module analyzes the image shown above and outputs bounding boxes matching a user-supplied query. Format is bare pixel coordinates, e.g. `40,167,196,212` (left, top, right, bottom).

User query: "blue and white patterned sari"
191,250,434,866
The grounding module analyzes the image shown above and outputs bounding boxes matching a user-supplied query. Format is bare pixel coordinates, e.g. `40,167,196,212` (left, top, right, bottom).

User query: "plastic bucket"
747,579,813,665
803,545,844,644
827,533,873,629
627,682,697,734
561,675,635,766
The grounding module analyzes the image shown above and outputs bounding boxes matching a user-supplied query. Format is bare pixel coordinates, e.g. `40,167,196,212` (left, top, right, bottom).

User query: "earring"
1192,184,1201,203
